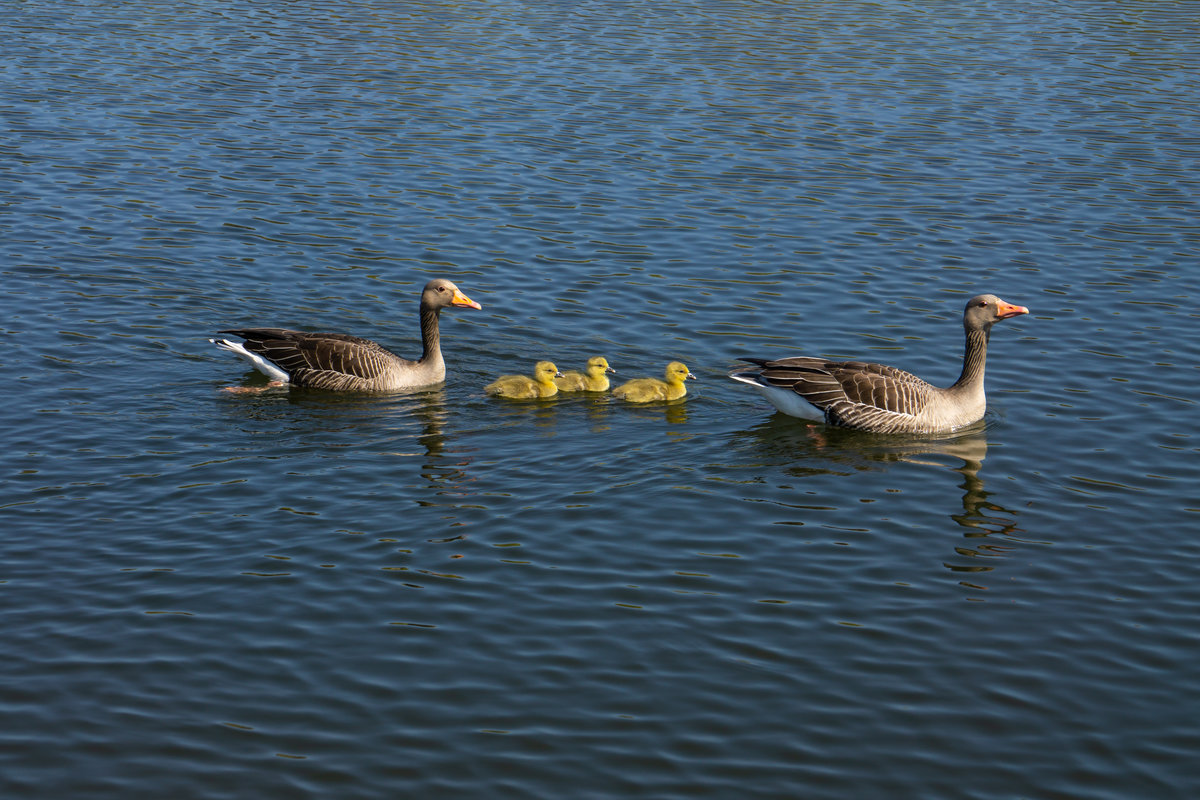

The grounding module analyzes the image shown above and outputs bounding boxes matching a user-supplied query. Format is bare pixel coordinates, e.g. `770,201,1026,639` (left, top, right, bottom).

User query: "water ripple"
4,1,1200,798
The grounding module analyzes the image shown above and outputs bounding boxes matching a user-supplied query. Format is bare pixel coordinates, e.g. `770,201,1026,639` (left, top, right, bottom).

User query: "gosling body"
613,361,695,402
486,361,563,399
555,356,616,392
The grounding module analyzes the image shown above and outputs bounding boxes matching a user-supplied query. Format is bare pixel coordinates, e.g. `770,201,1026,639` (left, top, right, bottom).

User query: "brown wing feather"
740,356,938,433
218,328,408,388
739,357,829,389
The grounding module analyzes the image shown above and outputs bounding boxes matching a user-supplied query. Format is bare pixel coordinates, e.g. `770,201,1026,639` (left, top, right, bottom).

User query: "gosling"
554,356,616,392
485,361,563,399
612,361,695,402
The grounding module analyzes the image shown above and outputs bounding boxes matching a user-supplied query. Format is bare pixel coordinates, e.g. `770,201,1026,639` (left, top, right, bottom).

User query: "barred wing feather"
217,328,409,390
742,356,937,433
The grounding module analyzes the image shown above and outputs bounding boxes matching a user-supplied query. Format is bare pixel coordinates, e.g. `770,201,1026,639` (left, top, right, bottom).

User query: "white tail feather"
210,338,290,383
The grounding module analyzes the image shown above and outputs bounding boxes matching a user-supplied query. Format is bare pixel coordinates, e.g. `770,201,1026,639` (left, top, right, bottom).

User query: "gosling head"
665,362,696,383
534,361,563,382
586,356,615,376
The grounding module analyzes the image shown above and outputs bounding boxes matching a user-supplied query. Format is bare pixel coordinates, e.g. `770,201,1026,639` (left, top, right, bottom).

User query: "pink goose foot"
221,381,285,394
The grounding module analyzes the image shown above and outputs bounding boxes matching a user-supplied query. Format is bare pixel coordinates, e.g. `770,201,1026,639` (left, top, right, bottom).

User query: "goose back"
216,328,425,391
738,356,949,433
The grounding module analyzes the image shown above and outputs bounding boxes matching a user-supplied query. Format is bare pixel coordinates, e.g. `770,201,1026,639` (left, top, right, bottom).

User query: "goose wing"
740,357,938,433
219,328,407,389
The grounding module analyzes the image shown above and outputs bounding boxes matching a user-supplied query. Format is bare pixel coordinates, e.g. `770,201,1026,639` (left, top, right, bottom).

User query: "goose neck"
419,305,442,364
952,325,990,391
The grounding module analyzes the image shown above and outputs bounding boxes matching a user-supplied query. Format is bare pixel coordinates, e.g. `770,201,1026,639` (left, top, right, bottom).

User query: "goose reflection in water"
736,418,1026,587
863,427,1027,587
216,385,476,498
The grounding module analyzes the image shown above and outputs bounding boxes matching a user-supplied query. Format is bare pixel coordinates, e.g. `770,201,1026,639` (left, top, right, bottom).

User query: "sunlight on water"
3,1,1199,798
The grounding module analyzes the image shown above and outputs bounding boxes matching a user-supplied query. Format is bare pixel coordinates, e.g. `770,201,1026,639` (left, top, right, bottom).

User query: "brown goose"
729,294,1028,433
211,278,481,392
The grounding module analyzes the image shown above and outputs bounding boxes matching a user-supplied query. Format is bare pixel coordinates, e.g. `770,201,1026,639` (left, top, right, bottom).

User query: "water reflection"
862,428,1026,588
737,416,1026,588
215,383,477,498
580,394,614,434
664,401,690,426
615,398,691,426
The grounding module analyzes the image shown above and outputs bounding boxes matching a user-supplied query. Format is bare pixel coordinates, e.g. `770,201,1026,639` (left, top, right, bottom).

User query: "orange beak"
452,289,482,310
995,300,1028,319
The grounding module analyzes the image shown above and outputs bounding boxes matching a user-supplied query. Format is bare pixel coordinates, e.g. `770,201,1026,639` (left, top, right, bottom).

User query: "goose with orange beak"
212,278,481,392
730,294,1029,433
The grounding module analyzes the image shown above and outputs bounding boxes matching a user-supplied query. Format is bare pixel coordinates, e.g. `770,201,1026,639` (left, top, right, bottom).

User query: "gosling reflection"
664,400,690,426
580,393,614,435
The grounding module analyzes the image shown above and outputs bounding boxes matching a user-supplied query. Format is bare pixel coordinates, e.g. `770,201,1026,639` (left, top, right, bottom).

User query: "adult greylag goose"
485,361,563,399
613,361,695,402
211,278,481,392
554,356,616,392
729,294,1028,433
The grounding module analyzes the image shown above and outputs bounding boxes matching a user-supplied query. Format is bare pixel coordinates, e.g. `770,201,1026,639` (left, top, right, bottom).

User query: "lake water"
4,1,1199,797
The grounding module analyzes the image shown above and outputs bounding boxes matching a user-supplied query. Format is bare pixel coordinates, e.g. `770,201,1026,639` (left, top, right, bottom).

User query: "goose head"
423,278,482,311
963,294,1028,332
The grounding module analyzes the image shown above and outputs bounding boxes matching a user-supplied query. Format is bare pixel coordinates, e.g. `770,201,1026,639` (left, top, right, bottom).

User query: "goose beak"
686,372,697,380
452,289,482,310
995,300,1028,319
606,366,617,374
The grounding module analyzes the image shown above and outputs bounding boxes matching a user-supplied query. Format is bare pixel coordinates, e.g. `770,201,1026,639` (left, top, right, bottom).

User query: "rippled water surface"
4,1,1200,797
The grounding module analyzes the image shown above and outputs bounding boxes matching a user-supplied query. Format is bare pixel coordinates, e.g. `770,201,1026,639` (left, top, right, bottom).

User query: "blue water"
4,1,1199,797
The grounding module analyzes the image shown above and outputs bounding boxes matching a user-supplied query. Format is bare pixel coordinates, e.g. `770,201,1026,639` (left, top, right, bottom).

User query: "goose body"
730,294,1028,433
554,356,616,392
613,361,695,402
211,278,481,392
485,361,563,399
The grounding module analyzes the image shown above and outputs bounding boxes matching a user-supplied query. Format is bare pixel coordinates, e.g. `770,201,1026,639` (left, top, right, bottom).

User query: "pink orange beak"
996,300,1028,319
452,289,482,310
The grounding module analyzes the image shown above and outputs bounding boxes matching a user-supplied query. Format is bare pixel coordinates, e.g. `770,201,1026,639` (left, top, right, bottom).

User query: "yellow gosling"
554,356,615,392
485,361,563,399
612,361,695,402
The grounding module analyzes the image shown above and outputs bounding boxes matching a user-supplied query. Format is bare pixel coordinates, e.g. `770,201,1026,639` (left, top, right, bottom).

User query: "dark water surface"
4,1,1200,797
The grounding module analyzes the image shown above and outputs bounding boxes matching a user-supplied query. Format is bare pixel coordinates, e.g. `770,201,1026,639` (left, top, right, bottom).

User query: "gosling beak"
995,300,1029,319
555,369,564,378
606,366,617,374
452,289,482,310
686,372,697,380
